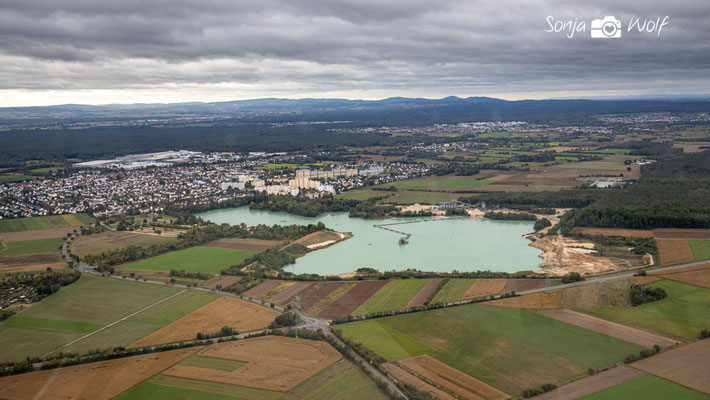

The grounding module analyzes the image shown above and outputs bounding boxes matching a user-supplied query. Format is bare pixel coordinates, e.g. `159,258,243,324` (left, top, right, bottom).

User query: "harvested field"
0,226,75,242
242,279,284,298
202,275,242,290
129,297,279,348
535,309,678,348
502,279,548,293
383,362,454,400
406,278,443,308
535,366,645,400
0,261,66,273
0,252,64,273
399,355,508,400
202,237,281,252
653,263,710,288
317,280,388,318
268,281,313,305
633,339,710,394
258,281,297,301
462,278,508,300
657,240,694,266
654,228,710,239
165,336,341,392
488,279,631,309
431,279,475,304
0,347,199,400
71,231,174,258
571,227,654,238
297,281,343,312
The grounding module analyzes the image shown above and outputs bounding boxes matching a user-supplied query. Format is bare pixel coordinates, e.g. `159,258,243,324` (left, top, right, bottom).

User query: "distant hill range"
2,96,710,126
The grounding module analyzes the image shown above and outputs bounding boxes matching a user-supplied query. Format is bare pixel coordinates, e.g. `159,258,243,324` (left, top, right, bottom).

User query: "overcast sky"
0,0,708,106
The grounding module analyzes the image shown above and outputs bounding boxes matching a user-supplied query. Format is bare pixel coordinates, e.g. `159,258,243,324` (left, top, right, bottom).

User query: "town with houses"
0,150,426,218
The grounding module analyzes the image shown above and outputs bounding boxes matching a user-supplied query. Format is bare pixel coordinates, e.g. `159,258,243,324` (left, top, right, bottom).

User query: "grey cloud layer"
0,0,709,97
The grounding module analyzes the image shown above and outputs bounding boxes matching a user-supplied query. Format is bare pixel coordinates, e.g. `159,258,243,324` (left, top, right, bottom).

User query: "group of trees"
630,285,667,306
0,270,80,300
484,211,537,221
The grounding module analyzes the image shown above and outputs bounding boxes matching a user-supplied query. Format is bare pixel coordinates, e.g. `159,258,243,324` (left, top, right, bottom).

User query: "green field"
0,213,94,232
178,355,245,372
0,237,63,257
287,359,388,400
0,274,218,361
430,279,474,304
118,246,258,274
689,240,710,261
440,178,492,188
354,279,431,315
580,375,710,400
584,280,710,340
340,304,644,394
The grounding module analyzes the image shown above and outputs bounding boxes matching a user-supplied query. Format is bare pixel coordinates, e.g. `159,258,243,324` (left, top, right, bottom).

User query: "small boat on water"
399,237,409,245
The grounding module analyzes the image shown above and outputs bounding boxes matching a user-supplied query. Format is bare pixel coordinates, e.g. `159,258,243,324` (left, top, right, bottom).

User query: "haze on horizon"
1,0,709,107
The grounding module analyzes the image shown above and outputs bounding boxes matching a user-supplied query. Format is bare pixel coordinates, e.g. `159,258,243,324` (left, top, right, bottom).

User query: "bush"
561,272,583,284
699,329,710,339
534,218,552,231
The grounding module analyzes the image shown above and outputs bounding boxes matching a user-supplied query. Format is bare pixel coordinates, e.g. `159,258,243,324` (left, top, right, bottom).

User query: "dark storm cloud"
0,0,708,102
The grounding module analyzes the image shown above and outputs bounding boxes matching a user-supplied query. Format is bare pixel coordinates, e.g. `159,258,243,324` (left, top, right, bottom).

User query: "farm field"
487,279,631,309
657,240,694,265
535,365,644,400
117,356,385,400
339,303,644,394
654,228,710,239
0,226,76,242
0,237,62,257
129,296,279,347
571,227,654,238
0,213,93,232
118,246,258,274
631,339,710,395
70,231,175,258
202,237,282,251
353,279,431,315
382,363,454,400
0,347,200,400
653,263,710,288
164,336,341,392
579,375,710,400
317,280,388,318
0,253,66,273
202,274,242,290
0,274,217,361
689,240,710,261
430,278,475,304
405,278,443,307
462,278,508,299
584,280,710,340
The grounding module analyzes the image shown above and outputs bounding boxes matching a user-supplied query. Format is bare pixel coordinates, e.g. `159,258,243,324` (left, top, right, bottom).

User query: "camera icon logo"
591,16,622,38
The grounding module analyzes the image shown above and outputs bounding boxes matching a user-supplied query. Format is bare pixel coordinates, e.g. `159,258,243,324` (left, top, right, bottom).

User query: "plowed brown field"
242,279,284,298
317,280,388,318
633,339,710,394
298,282,343,311
268,281,314,304
0,347,199,400
399,355,508,400
534,366,645,400
406,278,443,308
462,279,508,300
0,227,75,242
535,309,678,348
202,275,242,290
383,363,454,400
571,227,654,238
201,237,280,251
164,336,341,392
128,297,279,348
653,263,710,288
657,240,694,266
502,279,548,293
654,228,710,239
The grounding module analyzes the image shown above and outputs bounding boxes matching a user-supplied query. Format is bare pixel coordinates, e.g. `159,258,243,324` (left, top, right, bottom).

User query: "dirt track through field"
317,280,389,318
406,279,443,308
399,355,508,400
383,363,454,400
632,339,710,394
462,279,508,300
129,296,279,348
0,226,75,242
535,309,678,348
534,366,645,400
657,240,695,266
0,347,199,400
164,336,341,392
